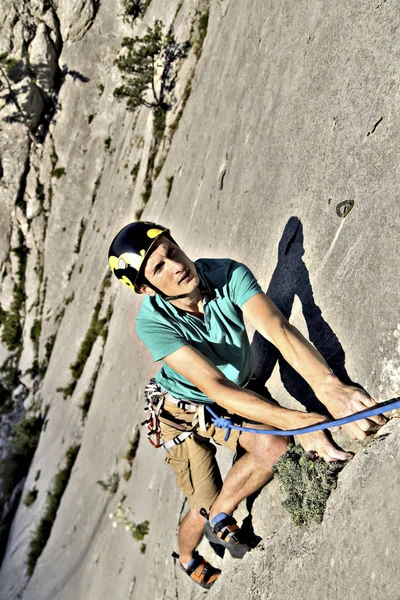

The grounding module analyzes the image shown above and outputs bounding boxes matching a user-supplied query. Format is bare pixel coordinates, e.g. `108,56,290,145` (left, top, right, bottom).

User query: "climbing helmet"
108,221,170,292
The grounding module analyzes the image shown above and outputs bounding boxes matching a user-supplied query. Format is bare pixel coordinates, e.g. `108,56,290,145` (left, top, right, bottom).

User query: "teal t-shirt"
136,258,262,404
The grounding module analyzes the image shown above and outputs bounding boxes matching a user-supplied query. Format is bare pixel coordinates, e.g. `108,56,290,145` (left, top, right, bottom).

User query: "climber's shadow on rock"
251,215,356,416
240,217,358,540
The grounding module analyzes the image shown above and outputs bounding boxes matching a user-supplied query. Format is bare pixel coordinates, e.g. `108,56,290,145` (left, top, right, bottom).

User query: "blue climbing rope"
205,397,400,442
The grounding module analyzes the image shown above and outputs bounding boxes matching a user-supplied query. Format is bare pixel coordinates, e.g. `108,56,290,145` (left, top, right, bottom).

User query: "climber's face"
139,236,199,297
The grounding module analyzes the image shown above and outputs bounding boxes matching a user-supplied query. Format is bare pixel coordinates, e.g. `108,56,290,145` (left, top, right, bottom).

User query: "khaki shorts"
161,399,243,511
160,377,277,512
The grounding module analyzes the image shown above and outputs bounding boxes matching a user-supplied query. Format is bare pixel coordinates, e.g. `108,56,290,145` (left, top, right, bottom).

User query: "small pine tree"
114,20,190,112
114,20,164,110
121,0,150,23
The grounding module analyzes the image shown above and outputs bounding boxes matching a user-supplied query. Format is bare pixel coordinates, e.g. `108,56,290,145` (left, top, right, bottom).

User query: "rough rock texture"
0,0,399,599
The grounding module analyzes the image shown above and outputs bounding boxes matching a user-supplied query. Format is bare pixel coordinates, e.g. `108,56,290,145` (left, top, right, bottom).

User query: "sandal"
202,512,253,559
172,551,221,589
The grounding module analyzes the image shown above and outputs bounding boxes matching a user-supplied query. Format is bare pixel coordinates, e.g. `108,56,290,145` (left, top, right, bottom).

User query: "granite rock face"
0,0,399,599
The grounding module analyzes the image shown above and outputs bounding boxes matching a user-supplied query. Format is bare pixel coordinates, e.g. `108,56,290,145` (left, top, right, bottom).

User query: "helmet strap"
141,278,192,302
163,292,192,301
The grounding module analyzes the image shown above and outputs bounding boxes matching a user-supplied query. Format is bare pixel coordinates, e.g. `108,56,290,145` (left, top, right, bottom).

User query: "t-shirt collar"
196,262,217,303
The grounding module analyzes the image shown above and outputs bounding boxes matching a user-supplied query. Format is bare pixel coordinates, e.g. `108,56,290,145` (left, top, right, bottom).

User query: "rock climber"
108,221,385,589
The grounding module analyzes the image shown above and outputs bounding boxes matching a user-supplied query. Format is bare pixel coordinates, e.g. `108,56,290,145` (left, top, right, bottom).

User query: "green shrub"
65,292,75,305
114,20,189,114
109,502,150,541
26,445,80,576
30,320,41,354
169,70,194,136
1,303,22,351
132,520,149,541
194,10,209,59
50,167,66,179
56,382,77,399
122,467,132,481
153,107,166,144
13,418,43,458
62,275,112,395
38,332,57,379
74,219,86,254
124,428,140,464
67,265,74,281
70,310,105,380
14,227,29,279
24,488,38,507
272,444,346,526
29,320,42,379
114,20,190,205
79,367,98,419
0,52,19,72
121,0,152,22
114,21,165,112
0,355,20,411
1,231,29,352
130,161,140,183
141,146,158,205
97,472,119,494
44,334,56,362
174,0,184,21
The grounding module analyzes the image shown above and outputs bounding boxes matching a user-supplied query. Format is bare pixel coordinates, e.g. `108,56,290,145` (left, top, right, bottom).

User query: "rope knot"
213,416,232,429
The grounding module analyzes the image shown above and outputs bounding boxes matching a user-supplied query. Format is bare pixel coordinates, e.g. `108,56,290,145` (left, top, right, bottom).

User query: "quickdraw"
141,378,167,448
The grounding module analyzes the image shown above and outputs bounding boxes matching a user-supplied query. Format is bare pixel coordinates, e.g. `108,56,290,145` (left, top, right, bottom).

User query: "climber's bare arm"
242,292,386,440
162,345,350,461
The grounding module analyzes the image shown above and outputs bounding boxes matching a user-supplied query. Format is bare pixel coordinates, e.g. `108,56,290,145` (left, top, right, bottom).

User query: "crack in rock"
367,116,384,136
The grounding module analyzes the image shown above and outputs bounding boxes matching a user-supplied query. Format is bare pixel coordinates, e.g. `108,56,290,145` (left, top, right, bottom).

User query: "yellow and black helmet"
108,221,170,292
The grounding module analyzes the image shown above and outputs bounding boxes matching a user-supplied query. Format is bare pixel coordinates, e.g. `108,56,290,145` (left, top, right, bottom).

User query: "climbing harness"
142,379,200,451
205,397,400,442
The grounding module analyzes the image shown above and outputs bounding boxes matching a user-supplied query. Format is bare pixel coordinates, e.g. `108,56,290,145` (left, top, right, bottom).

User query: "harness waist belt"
165,393,198,412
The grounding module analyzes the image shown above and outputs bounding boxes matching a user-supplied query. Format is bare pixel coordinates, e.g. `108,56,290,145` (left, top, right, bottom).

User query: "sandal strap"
172,551,220,586
187,557,207,577
187,555,220,586
211,515,247,544
211,516,244,544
